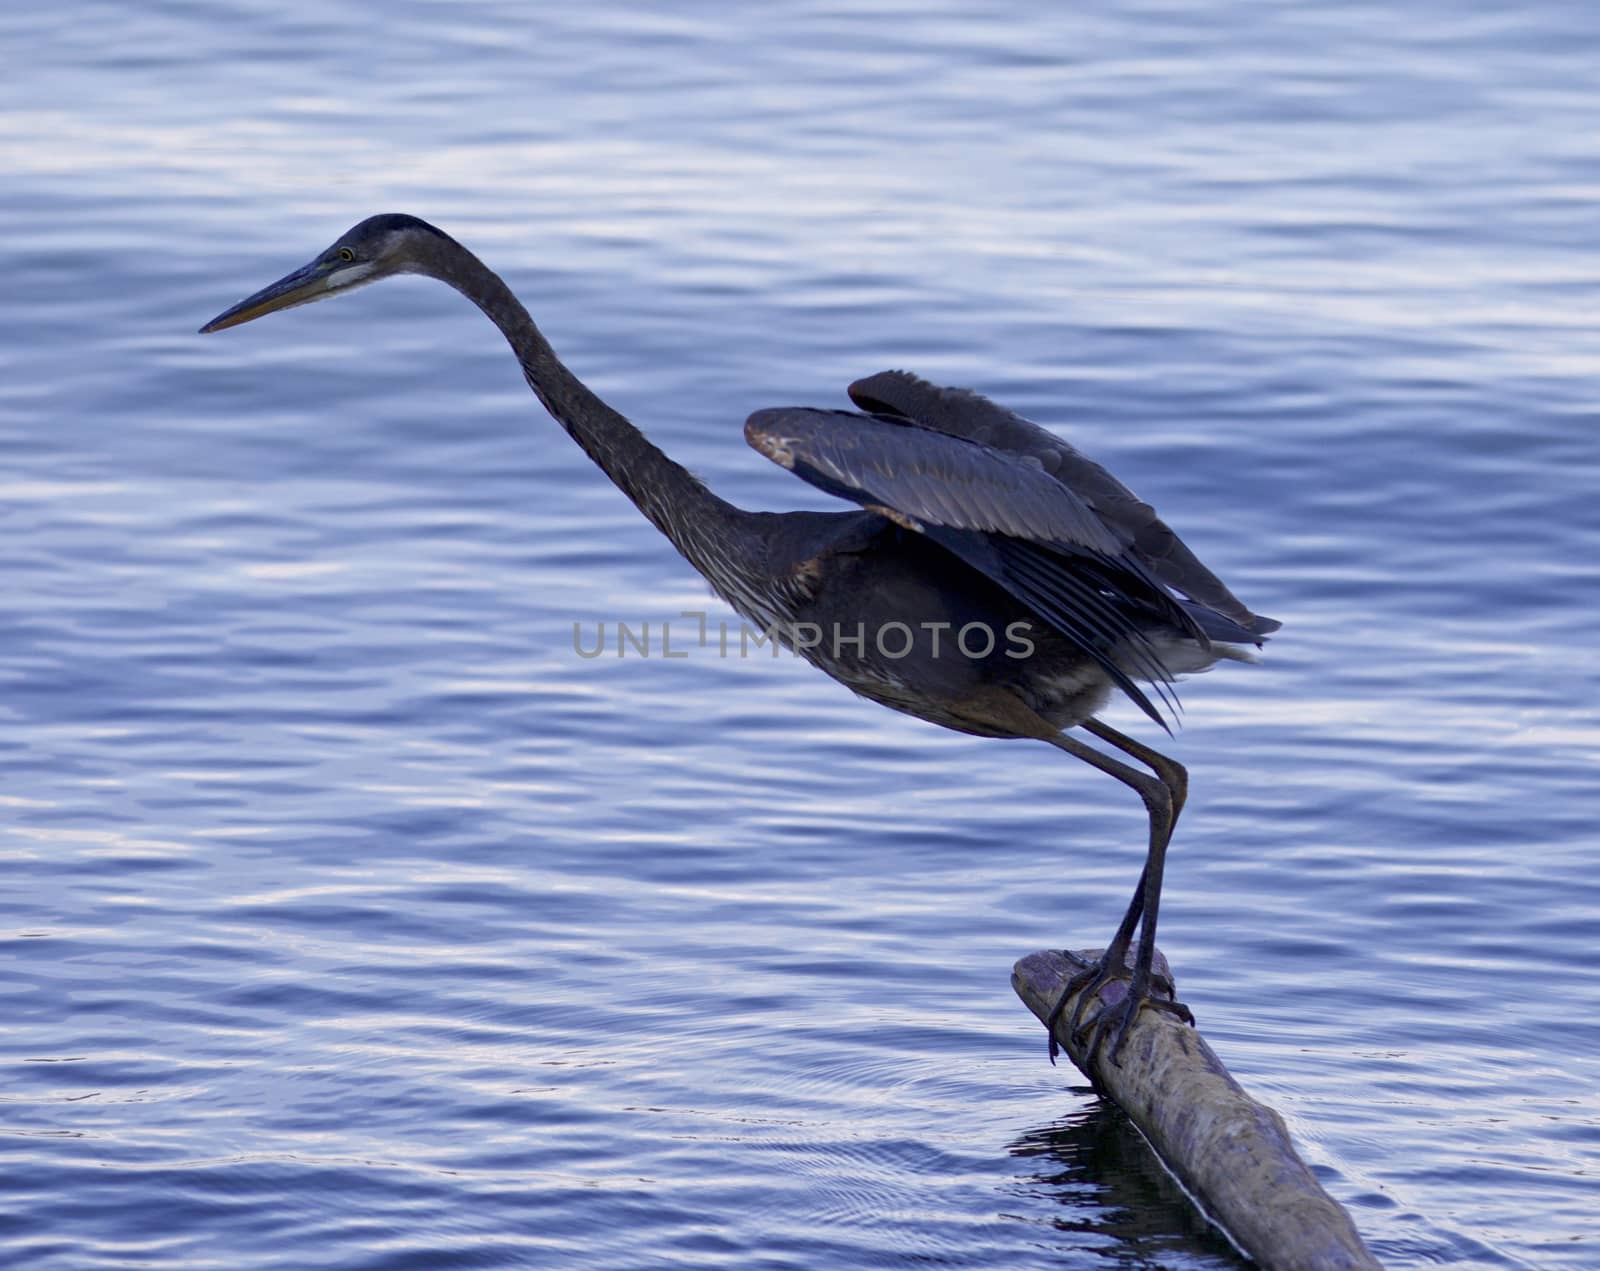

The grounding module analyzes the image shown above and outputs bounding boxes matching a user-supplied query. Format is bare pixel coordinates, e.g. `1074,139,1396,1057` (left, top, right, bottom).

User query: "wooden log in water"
1013,949,1382,1271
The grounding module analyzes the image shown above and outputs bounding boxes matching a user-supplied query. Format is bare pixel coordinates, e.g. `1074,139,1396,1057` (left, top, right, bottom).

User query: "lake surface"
3,2,1598,1266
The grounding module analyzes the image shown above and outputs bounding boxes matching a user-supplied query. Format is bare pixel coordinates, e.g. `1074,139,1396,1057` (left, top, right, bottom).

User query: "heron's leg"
1041,726,1191,1065
1083,718,1188,828
1042,734,1169,1057
1082,718,1191,1009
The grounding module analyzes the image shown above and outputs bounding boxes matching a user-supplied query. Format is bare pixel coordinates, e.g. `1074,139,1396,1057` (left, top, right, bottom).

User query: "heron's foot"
1043,950,1190,1066
1081,981,1195,1066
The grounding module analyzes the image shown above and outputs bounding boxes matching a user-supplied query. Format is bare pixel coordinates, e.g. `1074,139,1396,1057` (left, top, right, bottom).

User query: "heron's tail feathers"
1178,601,1280,647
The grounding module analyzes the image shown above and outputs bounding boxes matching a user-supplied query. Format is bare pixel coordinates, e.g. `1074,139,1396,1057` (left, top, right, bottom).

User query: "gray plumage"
846,369,1276,639
201,214,1281,1063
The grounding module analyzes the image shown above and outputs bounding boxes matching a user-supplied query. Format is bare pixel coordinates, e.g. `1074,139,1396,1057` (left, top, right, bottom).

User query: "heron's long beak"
199,259,336,333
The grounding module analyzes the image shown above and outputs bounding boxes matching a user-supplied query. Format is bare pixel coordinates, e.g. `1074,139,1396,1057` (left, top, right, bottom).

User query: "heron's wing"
847,370,1275,636
746,406,1126,554
744,405,1195,727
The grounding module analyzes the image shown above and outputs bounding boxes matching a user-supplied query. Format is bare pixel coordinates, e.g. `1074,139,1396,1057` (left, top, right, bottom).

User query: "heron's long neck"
425,237,751,579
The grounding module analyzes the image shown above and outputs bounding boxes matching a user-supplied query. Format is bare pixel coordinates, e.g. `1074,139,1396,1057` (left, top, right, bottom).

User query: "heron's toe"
1088,981,1194,1066
1043,951,1193,1067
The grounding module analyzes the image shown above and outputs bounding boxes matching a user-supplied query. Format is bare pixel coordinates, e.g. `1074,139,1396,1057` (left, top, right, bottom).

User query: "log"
1013,949,1382,1271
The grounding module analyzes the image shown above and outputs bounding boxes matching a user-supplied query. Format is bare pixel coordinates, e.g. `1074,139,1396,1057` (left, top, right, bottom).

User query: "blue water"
4,2,1598,1267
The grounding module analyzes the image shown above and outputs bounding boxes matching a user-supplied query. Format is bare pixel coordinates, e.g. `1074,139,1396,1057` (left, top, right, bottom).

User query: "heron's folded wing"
744,406,1192,728
848,369,1270,634
745,406,1126,555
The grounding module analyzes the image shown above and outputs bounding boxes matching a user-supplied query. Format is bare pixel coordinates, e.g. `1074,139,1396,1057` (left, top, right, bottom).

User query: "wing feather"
847,370,1274,635
745,407,1126,555
746,404,1208,730
922,527,1171,728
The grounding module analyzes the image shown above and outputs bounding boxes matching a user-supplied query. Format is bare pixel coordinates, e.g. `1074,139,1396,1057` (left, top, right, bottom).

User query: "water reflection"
1011,1105,1249,1268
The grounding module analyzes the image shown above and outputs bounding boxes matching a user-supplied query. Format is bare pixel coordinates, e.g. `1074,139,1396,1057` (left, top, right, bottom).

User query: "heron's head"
199,213,451,333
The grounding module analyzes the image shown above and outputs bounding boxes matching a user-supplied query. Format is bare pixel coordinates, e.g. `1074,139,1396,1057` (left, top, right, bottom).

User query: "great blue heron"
201,213,1279,1064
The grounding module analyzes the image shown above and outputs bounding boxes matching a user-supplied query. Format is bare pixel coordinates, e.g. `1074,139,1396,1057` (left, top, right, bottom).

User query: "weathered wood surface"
1014,949,1382,1271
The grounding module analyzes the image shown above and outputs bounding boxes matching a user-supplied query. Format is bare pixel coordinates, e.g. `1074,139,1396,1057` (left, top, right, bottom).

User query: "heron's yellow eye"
338,247,356,263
